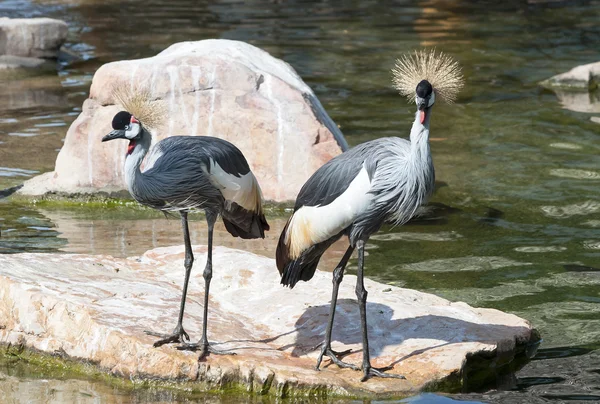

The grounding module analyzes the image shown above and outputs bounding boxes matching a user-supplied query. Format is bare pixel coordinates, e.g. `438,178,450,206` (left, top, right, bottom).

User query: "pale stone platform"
0,246,537,398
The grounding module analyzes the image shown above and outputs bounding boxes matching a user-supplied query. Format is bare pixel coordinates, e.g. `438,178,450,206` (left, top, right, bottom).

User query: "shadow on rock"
278,299,531,362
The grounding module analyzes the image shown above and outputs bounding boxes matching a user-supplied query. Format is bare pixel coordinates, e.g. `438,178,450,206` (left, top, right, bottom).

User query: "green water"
1,0,600,402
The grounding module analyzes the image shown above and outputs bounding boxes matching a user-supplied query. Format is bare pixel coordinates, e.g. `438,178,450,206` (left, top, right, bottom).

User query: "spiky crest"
111,85,166,129
392,49,464,103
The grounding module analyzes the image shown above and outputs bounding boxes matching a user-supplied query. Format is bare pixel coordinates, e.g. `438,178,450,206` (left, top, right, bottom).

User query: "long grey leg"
355,239,405,381
315,245,359,371
199,212,215,353
177,211,234,360
145,211,192,347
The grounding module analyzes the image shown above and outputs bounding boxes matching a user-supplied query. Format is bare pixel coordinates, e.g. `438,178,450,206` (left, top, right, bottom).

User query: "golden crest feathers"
392,49,464,104
111,85,166,129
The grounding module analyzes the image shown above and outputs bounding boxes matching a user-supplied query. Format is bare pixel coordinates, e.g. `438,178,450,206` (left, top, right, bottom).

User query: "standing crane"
102,88,269,360
276,50,463,381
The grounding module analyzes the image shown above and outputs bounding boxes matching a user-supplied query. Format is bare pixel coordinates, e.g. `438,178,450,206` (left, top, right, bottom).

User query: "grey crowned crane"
102,88,269,360
276,50,463,381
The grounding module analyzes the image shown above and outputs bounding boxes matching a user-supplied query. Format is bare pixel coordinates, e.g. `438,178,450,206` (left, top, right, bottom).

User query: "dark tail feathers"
222,202,269,239
276,221,338,288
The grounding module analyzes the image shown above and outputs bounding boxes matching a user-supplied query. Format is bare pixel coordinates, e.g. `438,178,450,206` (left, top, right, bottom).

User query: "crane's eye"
125,125,130,131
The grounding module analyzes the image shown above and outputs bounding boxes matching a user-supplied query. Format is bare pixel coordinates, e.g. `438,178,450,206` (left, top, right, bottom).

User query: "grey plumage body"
125,134,267,238
126,135,224,211
103,111,269,359
277,112,435,287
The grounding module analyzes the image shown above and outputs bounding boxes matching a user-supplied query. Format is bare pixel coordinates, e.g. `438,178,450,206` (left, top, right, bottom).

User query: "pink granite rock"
19,39,346,202
0,245,537,398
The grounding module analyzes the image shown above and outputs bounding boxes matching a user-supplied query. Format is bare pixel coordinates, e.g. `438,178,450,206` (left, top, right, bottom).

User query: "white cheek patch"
125,122,140,139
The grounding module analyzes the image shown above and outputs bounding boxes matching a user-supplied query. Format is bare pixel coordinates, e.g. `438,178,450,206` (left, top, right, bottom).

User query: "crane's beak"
102,130,126,142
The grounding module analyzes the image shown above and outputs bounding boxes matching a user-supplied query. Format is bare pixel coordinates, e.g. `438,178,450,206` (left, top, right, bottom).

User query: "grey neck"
409,108,432,152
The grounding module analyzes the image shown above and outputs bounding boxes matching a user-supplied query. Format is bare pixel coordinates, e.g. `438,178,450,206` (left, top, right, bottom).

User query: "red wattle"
419,110,426,124
127,141,136,155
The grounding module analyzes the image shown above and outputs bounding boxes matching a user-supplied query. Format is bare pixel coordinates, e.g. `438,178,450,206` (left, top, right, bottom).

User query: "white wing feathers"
285,166,373,259
202,158,263,213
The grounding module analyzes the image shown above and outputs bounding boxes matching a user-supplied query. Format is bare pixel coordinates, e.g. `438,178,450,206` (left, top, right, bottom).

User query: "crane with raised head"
276,50,463,381
102,88,269,360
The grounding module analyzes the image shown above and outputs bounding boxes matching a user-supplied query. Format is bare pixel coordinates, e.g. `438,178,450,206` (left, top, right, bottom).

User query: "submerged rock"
0,245,538,398
0,17,67,60
19,39,346,202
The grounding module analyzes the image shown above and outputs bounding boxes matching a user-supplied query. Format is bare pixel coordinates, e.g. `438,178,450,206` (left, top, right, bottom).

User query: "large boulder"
0,17,67,59
19,40,347,202
0,245,538,398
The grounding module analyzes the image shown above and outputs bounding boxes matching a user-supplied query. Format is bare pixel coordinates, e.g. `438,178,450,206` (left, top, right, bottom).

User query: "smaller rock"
591,117,600,124
540,61,600,90
0,17,68,59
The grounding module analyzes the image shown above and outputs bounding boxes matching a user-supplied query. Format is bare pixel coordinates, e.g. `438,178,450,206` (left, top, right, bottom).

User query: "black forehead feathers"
416,80,433,98
112,111,132,130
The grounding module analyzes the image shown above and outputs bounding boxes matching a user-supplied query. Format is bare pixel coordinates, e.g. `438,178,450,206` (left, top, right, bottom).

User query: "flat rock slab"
0,246,536,398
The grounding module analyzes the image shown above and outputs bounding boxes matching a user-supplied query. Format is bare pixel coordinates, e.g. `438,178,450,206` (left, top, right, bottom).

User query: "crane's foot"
144,325,190,348
360,365,405,382
176,341,236,361
315,344,359,371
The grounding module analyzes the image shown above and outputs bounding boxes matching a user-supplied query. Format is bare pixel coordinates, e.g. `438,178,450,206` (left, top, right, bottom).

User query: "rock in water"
540,61,600,90
0,245,538,398
0,18,68,59
19,39,346,202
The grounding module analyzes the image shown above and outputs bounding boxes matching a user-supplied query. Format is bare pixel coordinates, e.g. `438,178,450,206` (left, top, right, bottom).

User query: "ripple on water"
582,220,600,227
515,246,567,253
517,301,600,347
583,240,600,250
402,256,530,272
8,132,38,137
435,280,546,306
541,200,600,219
549,169,600,180
549,143,583,150
539,271,600,288
370,231,463,242
27,114,58,120
0,167,39,177
34,122,67,128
